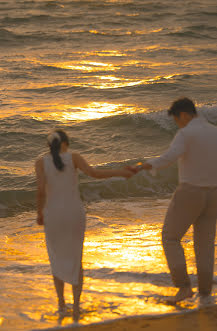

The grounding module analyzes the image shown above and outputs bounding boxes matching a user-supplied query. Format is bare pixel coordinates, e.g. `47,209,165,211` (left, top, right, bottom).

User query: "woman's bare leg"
53,275,65,310
72,266,83,322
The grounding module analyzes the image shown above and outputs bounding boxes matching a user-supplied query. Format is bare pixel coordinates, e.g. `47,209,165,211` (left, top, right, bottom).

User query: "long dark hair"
48,130,69,171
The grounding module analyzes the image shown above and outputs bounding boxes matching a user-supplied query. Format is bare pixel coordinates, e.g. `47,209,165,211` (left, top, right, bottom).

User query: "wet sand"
57,305,217,331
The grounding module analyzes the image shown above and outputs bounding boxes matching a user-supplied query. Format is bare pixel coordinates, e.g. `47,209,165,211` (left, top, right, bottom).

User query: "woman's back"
43,151,81,207
42,151,86,285
35,129,133,320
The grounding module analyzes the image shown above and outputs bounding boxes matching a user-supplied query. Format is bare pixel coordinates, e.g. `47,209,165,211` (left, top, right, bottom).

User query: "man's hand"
141,162,152,170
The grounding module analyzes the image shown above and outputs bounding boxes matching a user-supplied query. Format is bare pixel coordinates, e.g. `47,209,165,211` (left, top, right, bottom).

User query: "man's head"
168,97,197,128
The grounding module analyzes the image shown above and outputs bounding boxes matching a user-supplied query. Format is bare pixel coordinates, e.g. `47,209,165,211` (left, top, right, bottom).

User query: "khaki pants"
162,183,217,295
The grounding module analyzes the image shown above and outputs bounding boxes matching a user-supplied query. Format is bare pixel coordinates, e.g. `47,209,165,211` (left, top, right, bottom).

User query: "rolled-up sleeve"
148,130,185,170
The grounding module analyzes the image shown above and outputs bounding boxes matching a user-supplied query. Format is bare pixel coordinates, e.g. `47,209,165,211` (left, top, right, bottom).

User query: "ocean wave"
0,189,35,217
81,166,177,201
193,10,217,17
0,104,217,216
0,27,146,47
1,14,53,24
0,28,85,46
19,85,88,95
167,29,217,40
1,102,217,138
0,28,16,40
67,103,217,132
0,164,177,217
0,110,175,149
0,110,174,164
16,80,177,97
13,71,205,97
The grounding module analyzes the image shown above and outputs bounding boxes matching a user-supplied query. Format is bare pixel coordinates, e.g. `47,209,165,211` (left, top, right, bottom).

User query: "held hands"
121,167,136,178
124,162,153,177
125,165,140,174
122,164,141,178
138,162,152,170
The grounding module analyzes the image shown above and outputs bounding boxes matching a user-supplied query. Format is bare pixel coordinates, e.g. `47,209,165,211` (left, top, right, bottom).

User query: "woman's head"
47,130,69,171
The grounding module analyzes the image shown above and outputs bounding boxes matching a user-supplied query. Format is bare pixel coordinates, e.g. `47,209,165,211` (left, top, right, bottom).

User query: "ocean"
0,0,217,330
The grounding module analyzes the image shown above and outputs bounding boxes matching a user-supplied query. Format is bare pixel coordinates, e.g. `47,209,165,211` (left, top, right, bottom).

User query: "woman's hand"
37,213,44,225
125,165,140,174
121,168,136,178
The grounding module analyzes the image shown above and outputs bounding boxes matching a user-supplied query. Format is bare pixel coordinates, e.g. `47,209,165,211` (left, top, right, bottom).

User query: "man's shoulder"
182,117,217,138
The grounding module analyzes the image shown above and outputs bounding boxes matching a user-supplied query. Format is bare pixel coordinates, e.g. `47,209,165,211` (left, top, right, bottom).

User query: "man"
138,98,217,303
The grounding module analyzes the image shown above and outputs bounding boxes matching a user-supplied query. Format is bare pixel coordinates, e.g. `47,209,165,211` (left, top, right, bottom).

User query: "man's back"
179,117,217,186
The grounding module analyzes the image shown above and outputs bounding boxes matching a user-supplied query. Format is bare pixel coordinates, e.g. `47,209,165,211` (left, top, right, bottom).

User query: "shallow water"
1,198,217,330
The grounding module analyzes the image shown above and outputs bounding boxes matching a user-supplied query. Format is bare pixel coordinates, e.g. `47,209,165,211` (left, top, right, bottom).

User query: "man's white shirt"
148,117,217,187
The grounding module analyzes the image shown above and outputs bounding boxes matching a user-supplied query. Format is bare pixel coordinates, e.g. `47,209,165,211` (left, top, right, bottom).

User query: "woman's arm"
72,153,134,179
35,158,46,225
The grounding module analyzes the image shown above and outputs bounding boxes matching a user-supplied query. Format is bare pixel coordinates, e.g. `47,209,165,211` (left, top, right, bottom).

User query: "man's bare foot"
166,287,194,304
198,294,214,306
73,304,80,322
57,305,67,317
58,299,66,311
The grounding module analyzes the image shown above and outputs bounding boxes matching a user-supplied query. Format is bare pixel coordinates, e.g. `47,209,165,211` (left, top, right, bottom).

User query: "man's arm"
141,130,186,171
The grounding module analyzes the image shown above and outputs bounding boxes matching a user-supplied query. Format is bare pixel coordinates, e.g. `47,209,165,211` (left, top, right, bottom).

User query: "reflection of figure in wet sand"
135,98,217,303
35,130,133,321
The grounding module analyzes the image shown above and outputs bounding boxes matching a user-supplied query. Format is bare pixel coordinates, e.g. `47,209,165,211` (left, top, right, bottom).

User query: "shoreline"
33,304,217,331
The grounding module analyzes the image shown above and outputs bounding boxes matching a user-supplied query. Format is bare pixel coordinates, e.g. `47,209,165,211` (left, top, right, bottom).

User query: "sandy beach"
55,305,217,331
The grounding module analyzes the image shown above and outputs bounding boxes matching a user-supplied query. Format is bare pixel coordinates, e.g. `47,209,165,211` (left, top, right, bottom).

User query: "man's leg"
162,184,206,302
194,188,217,297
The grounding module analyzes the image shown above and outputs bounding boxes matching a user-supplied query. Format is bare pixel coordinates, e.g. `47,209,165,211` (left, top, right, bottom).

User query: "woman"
35,129,134,321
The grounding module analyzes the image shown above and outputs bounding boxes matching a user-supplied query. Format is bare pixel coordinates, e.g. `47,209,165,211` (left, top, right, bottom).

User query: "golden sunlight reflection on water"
41,60,118,73
0,317,4,326
2,198,215,330
1,51,195,123
0,102,144,122
58,102,143,122
0,164,32,177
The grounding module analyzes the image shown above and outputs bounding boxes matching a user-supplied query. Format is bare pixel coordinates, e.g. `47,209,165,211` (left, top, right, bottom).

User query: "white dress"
43,152,86,285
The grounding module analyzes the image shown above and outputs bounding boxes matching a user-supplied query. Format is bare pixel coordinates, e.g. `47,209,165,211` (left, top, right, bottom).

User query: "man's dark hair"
168,98,197,117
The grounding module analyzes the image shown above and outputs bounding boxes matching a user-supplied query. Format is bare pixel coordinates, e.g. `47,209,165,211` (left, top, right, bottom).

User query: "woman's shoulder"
35,152,50,164
71,152,83,166
71,151,80,159
64,151,81,161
